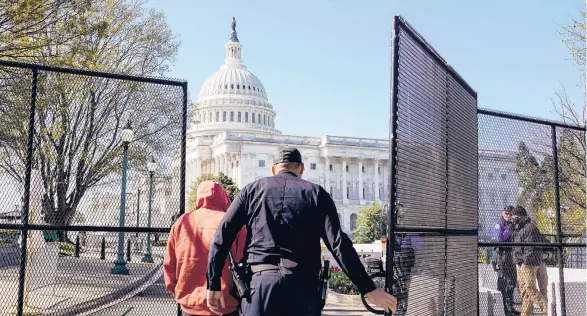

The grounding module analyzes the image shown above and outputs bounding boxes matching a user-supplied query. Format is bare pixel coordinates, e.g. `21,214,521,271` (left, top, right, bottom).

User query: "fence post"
551,126,567,316
126,239,131,262
75,236,80,258
16,68,39,316
177,82,189,316
100,237,106,260
384,19,401,316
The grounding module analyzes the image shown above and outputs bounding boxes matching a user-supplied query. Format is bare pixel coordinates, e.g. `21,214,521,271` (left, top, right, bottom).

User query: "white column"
218,155,224,176
237,153,244,188
374,159,380,202
383,162,388,202
196,158,201,178
358,159,364,203
247,153,254,183
232,154,237,180
186,161,191,184
342,158,348,204
224,153,230,175
324,158,330,193
189,157,200,181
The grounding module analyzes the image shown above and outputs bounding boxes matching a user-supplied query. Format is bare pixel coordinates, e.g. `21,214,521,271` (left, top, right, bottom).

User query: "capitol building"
183,20,519,236
185,21,389,234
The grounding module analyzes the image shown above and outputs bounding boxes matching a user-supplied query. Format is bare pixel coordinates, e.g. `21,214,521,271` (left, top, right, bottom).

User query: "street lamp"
142,156,157,263
135,188,141,238
111,120,133,275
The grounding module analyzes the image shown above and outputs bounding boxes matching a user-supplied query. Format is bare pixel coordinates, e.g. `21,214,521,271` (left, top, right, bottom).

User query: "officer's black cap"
272,146,303,165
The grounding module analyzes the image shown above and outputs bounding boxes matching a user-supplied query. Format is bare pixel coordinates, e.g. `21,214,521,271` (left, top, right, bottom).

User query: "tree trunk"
43,193,76,243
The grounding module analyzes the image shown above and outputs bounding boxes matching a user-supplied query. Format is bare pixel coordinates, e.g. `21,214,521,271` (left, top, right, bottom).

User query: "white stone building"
186,22,389,235
478,150,519,239
185,21,521,236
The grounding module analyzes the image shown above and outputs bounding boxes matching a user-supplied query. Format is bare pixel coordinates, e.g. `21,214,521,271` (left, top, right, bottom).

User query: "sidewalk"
0,249,163,315
322,303,373,316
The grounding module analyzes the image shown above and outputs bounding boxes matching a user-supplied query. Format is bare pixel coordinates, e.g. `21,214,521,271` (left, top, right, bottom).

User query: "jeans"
517,264,547,316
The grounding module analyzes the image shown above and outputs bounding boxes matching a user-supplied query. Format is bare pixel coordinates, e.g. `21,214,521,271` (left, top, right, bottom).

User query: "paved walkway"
323,303,373,316
0,248,163,315
0,246,20,268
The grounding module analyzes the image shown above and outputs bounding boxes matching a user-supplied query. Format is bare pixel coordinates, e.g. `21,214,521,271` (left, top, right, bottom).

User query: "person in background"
164,181,246,316
392,207,423,316
493,205,521,316
511,206,553,316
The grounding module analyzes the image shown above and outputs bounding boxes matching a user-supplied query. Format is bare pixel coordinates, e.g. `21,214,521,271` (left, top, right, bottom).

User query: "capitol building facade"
183,21,519,236
185,22,390,234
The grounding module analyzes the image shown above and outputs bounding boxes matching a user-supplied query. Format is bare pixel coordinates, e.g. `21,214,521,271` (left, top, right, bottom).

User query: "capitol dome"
192,18,280,136
198,64,267,100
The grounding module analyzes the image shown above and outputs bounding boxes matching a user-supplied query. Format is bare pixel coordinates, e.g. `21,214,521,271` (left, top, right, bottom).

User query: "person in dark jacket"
493,205,520,316
205,146,397,315
392,233,423,316
511,206,552,316
391,206,423,316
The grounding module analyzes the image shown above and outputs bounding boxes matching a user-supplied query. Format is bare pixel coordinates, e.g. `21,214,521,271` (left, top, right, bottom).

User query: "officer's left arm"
318,186,376,295
206,187,249,291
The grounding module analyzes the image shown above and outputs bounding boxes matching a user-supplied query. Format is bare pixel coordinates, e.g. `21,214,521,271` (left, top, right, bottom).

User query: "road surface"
92,275,373,316
91,276,177,316
0,246,19,268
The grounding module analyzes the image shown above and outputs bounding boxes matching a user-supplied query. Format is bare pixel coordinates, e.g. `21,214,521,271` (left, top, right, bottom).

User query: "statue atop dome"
229,17,239,42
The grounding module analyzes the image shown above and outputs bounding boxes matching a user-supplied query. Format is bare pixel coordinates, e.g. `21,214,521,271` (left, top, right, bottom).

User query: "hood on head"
195,180,231,212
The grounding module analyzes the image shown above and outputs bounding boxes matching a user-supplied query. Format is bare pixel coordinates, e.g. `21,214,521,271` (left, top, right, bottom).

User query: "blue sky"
146,0,584,140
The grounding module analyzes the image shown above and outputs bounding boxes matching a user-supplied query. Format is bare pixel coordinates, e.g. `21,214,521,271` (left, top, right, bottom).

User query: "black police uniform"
206,147,376,316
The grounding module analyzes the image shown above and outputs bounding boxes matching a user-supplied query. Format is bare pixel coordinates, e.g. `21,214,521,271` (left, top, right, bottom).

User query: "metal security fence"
477,109,586,316
377,15,587,316
0,59,187,316
382,16,479,316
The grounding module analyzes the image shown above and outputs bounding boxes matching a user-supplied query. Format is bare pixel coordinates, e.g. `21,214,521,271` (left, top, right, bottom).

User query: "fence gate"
386,16,479,316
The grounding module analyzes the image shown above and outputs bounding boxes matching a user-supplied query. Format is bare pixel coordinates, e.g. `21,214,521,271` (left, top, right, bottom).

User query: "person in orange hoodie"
164,181,246,316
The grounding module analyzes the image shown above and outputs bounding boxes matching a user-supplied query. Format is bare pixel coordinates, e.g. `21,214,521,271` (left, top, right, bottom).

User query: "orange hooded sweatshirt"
164,181,246,315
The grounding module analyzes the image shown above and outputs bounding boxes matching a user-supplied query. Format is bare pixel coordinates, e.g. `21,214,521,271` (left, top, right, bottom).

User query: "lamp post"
111,120,133,275
142,156,156,263
135,188,141,238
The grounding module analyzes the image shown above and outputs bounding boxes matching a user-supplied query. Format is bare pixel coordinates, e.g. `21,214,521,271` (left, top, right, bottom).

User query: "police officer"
206,146,397,316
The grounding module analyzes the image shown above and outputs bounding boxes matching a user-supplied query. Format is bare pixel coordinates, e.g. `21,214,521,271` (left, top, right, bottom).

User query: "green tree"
187,172,240,212
559,8,586,67
521,6,587,240
0,0,180,241
351,203,386,244
515,138,585,236
0,0,88,60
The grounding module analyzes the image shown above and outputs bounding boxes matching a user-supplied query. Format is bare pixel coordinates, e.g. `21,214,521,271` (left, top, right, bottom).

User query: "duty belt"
250,264,281,273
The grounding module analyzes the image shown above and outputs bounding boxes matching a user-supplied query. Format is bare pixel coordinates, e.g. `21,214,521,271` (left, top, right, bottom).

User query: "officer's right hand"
364,288,397,313
206,290,225,315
